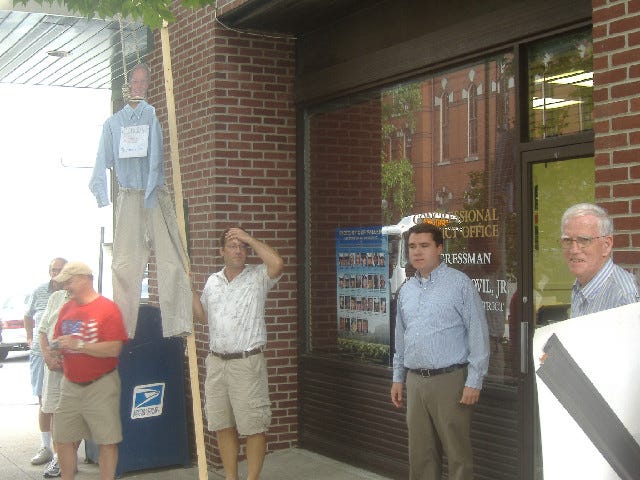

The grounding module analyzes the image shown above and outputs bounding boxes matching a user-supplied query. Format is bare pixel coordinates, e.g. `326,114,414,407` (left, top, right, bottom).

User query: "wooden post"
160,21,208,480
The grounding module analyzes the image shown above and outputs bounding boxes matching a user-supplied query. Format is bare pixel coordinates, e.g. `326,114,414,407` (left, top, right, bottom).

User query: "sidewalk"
0,353,392,480
1,405,392,480
2,441,392,480
128,448,393,480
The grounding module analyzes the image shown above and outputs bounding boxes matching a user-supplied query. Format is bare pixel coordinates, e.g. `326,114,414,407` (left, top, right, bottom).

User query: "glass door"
521,27,595,479
531,156,595,324
521,147,594,480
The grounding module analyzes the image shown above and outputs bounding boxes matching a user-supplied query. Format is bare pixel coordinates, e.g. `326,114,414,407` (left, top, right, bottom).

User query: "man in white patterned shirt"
560,203,639,317
193,227,284,480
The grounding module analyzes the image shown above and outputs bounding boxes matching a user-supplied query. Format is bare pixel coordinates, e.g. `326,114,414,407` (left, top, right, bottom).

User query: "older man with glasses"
560,203,639,317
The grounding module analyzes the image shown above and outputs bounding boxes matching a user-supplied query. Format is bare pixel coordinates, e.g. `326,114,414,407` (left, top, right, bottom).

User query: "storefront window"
528,29,593,140
305,53,519,384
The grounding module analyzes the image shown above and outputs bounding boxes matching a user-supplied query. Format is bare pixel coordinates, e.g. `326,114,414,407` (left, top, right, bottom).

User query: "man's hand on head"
226,227,252,246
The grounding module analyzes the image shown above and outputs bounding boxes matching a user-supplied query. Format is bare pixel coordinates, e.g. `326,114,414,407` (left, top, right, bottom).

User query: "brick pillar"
592,0,640,276
146,2,298,467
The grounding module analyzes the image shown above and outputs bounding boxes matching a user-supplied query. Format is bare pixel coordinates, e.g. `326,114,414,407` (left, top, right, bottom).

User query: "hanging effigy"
88,20,192,338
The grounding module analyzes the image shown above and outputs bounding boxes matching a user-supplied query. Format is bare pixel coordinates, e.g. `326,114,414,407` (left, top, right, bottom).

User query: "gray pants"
112,187,192,337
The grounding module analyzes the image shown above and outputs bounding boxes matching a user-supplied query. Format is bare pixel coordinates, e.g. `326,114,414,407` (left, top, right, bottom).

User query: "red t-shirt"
53,295,128,383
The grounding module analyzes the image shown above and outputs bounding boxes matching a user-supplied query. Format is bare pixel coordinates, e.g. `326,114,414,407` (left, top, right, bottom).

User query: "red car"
0,293,30,360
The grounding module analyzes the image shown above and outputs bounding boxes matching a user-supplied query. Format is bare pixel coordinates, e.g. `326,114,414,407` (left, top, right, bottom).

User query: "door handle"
520,321,528,374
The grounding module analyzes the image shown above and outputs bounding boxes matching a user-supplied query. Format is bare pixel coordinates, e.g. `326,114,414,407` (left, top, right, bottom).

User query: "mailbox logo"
131,383,165,419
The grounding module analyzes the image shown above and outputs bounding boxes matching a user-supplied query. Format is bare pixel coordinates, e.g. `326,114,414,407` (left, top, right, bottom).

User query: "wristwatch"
76,339,85,351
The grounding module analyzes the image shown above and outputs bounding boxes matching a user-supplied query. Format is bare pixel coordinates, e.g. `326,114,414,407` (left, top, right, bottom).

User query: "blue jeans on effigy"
112,187,192,338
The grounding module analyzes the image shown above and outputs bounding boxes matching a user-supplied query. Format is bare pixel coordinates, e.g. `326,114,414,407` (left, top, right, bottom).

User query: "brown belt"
210,347,263,360
70,368,116,387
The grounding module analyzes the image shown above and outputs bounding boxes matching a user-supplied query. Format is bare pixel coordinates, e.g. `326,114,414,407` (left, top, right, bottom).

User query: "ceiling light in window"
532,97,582,109
548,71,593,87
47,50,71,57
535,70,593,87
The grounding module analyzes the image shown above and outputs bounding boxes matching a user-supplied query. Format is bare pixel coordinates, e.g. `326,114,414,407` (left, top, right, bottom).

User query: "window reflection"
306,53,520,384
528,29,593,139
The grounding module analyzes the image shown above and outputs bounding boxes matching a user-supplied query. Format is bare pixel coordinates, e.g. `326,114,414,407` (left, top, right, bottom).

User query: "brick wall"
592,0,640,277
145,2,298,467
129,0,639,471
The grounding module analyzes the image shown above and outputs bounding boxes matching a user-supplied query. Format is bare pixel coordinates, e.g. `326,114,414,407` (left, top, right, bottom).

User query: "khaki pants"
112,187,192,337
406,367,474,480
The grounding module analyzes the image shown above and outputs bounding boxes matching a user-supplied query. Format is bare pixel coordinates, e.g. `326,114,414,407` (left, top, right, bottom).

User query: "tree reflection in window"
528,29,593,139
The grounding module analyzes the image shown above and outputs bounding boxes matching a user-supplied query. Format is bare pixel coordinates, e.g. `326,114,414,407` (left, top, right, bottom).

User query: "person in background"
38,286,70,478
560,203,639,317
193,227,284,480
25,257,67,467
51,262,128,480
390,223,489,480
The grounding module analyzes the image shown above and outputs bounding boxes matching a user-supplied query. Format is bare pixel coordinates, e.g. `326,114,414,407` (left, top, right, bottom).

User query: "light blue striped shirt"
393,262,490,389
25,281,54,353
89,100,165,209
571,258,640,317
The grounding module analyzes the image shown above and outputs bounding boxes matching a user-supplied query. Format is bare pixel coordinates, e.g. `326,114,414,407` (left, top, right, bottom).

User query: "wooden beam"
160,20,208,480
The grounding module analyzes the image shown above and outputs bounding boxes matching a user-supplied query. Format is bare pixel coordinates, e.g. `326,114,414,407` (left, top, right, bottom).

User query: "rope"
117,16,146,104
118,15,131,103
133,22,142,65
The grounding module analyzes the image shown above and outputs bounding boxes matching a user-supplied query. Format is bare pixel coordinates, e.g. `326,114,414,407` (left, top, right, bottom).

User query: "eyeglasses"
559,235,606,249
227,243,248,251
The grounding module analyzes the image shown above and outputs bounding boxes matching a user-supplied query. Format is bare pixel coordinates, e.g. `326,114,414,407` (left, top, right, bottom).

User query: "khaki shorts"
41,367,63,414
204,352,271,436
53,370,122,445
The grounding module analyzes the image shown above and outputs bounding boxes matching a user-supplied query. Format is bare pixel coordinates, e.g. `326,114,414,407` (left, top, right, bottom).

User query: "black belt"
210,347,263,360
408,363,468,377
71,368,116,387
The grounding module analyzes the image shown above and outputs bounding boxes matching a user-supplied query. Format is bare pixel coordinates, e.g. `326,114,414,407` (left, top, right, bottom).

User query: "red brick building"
137,0,639,478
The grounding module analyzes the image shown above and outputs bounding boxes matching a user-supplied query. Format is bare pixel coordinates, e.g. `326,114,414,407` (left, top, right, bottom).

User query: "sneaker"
31,446,53,466
43,457,61,478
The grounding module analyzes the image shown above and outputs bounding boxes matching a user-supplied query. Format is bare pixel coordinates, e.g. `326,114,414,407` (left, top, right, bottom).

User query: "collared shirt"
89,100,164,209
571,258,640,317
38,290,69,341
25,281,55,353
392,262,490,389
200,264,281,353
